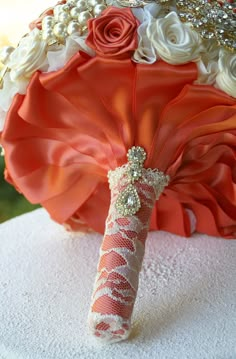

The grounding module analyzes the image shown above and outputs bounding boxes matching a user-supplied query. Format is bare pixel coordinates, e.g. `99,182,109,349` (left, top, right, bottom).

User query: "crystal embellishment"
127,146,146,164
116,0,236,52
116,184,141,216
176,0,236,53
108,146,170,216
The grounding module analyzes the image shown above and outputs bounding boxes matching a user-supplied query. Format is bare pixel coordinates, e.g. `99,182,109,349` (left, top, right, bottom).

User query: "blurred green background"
0,155,40,223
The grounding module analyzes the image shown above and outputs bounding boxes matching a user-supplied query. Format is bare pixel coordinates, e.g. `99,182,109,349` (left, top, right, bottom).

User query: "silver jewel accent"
108,146,170,216
127,146,146,165
176,0,236,53
115,0,236,52
116,184,141,216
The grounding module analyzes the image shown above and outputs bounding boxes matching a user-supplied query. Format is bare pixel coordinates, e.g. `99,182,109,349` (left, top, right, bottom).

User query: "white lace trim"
108,163,170,201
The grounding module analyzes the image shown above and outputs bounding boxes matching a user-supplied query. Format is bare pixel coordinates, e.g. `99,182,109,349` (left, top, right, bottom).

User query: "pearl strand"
41,0,107,44
0,0,108,88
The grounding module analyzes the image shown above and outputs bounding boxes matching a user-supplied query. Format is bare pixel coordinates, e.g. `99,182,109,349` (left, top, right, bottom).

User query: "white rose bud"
195,59,219,86
7,28,48,82
148,12,203,65
215,49,236,98
133,20,157,64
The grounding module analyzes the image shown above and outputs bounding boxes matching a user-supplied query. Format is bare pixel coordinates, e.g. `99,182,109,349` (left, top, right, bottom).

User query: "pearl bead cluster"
41,0,107,44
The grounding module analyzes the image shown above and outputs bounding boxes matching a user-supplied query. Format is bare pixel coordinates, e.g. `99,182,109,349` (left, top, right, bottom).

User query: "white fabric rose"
215,49,236,98
132,4,161,64
7,28,48,82
0,28,48,129
0,29,48,127
148,12,203,65
195,59,218,85
195,40,219,86
0,72,28,131
0,28,96,131
132,4,178,64
133,21,157,64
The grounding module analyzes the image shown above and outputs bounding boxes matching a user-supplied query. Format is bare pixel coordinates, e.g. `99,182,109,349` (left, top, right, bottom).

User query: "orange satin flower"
86,7,139,59
1,52,236,238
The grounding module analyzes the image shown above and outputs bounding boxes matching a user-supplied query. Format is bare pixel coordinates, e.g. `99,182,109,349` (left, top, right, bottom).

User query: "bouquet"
0,0,235,343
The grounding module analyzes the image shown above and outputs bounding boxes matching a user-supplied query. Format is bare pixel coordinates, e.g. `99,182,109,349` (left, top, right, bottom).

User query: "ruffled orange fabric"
1,52,236,238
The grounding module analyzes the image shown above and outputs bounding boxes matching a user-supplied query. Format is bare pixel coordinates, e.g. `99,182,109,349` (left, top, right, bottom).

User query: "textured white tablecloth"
0,208,236,359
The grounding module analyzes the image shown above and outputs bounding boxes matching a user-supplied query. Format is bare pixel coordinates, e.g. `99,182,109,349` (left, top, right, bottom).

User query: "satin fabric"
86,7,139,59
1,52,236,238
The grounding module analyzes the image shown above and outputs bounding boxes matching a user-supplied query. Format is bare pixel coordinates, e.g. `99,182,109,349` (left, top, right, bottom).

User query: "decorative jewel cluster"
116,147,146,216
176,0,236,53
127,146,146,182
41,0,107,45
116,183,141,216
109,147,170,216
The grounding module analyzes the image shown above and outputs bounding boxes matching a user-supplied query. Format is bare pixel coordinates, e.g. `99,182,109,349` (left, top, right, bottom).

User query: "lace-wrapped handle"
88,147,169,343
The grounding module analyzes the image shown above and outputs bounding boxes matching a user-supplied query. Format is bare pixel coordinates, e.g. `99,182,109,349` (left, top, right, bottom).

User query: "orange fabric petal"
1,53,236,238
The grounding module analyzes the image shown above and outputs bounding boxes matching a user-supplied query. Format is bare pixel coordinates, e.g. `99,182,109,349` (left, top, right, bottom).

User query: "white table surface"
0,208,236,359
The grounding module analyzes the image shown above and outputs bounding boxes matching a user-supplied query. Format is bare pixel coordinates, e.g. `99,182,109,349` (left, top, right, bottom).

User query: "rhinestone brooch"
108,147,170,217
176,0,236,53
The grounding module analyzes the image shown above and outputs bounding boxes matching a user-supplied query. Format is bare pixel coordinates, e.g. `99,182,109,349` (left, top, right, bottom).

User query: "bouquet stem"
88,147,169,343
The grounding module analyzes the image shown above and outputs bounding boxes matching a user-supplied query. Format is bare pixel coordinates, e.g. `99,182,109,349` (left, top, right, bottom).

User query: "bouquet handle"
88,147,169,343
